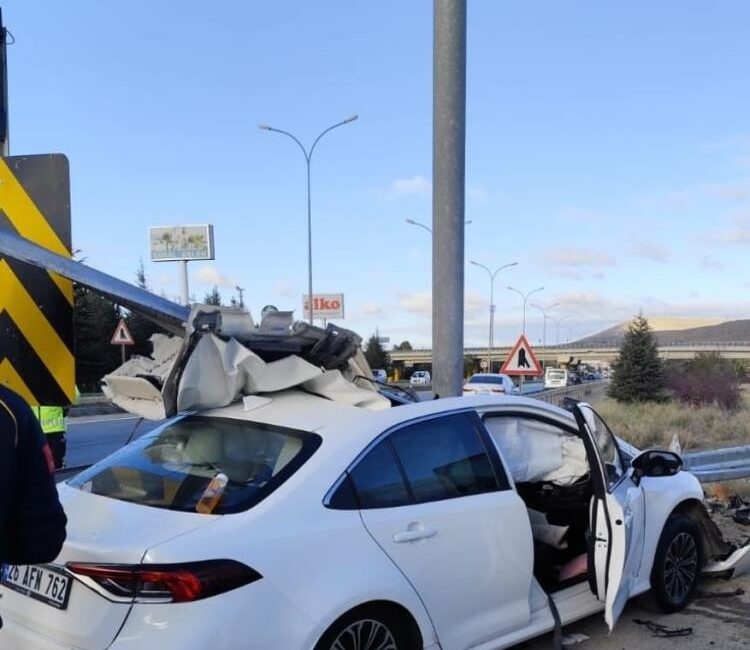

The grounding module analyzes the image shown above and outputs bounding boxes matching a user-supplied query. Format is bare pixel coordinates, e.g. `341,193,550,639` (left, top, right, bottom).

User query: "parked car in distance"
567,371,583,385
409,370,431,386
544,367,568,389
371,368,387,383
463,373,515,395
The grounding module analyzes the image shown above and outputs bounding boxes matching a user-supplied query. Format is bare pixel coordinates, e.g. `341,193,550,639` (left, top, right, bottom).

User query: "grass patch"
594,391,750,452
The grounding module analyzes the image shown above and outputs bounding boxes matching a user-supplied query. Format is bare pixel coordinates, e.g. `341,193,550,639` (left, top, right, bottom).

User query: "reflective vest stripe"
32,406,65,434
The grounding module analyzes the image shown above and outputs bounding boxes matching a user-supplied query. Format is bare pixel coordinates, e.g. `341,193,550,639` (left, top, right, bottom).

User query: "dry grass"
594,392,750,452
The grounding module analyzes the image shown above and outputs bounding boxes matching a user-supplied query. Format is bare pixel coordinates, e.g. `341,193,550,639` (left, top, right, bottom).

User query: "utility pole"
432,0,467,398
259,116,358,325
0,8,9,157
235,285,245,309
530,302,559,371
470,260,518,372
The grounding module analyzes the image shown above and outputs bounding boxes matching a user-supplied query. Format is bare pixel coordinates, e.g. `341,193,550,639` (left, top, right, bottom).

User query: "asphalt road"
63,414,162,471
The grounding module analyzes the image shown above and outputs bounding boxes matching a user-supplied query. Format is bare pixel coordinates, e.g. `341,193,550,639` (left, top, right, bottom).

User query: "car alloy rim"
664,531,698,602
331,619,398,650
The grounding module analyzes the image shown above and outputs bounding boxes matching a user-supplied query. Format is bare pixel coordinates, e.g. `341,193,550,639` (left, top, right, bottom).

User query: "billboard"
303,294,345,320
149,225,214,262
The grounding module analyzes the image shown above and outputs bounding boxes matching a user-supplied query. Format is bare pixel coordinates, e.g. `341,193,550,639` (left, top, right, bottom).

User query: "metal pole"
179,260,189,305
432,0,467,397
259,116,357,326
1,9,9,157
306,158,313,324
488,275,494,371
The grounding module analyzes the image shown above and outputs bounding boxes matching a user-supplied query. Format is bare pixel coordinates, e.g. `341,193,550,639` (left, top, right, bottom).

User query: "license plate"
0,563,72,610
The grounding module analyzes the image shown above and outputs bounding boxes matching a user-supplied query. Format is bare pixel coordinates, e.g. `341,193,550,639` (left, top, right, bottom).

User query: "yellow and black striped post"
0,154,74,406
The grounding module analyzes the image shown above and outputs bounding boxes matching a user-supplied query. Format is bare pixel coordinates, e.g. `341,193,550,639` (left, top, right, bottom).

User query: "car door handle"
393,528,437,543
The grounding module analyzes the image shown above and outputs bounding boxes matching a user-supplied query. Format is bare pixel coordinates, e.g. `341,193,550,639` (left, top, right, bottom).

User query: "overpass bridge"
390,342,750,366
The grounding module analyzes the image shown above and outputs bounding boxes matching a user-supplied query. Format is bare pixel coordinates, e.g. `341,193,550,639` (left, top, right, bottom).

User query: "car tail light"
66,560,261,603
463,387,474,392
490,388,505,393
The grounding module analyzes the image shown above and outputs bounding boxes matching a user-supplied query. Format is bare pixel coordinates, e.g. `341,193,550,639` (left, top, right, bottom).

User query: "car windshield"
547,370,565,379
469,375,505,385
68,415,321,514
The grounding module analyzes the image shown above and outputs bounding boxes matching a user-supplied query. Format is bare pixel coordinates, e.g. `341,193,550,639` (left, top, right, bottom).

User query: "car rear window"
547,370,565,379
468,375,505,385
68,416,321,514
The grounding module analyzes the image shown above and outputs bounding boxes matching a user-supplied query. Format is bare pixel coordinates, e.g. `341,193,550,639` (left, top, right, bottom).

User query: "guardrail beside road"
683,445,750,483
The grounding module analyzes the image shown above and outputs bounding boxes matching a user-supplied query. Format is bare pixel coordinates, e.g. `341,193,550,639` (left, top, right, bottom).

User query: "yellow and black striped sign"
0,154,74,406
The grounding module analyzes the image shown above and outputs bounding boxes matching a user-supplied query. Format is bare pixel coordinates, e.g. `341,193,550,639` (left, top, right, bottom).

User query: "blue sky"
6,1,750,348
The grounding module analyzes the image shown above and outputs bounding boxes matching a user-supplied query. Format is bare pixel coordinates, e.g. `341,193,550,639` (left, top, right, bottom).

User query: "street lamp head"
406,218,417,225
343,114,359,123
258,123,272,130
469,260,480,266
464,219,473,225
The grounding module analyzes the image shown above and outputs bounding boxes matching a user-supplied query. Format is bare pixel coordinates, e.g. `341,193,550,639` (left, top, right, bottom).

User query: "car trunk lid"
0,484,218,650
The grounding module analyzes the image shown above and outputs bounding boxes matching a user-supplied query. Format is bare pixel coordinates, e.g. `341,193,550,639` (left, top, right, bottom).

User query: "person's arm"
2,393,66,565
0,398,18,564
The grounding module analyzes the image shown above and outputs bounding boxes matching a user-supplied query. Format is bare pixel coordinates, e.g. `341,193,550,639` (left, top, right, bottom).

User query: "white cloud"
467,186,489,202
396,291,486,319
701,180,750,202
629,240,670,263
560,208,606,224
381,175,431,199
361,300,384,317
540,247,616,268
272,280,296,299
194,265,235,288
702,256,723,269
397,291,431,317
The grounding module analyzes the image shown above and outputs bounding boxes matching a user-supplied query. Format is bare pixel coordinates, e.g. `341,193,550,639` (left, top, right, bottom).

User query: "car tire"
314,605,415,650
650,514,702,613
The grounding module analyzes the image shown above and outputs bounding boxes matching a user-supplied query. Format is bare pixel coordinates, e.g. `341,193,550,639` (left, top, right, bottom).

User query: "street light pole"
406,217,472,234
259,115,358,324
470,260,518,371
507,285,545,336
552,314,571,345
530,302,559,371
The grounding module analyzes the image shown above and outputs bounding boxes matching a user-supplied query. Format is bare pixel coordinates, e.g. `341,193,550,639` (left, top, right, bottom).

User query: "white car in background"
409,370,431,386
545,367,569,389
2,393,748,650
463,373,516,395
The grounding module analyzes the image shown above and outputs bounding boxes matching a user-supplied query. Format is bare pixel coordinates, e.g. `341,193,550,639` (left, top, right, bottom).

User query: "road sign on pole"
110,319,135,346
0,155,74,405
111,318,135,365
501,335,543,376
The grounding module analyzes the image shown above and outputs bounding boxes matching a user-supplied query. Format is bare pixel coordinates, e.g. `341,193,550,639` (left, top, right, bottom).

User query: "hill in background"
576,317,750,346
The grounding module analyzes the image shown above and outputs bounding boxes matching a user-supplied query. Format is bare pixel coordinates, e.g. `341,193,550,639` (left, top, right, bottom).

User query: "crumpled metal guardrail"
682,445,750,483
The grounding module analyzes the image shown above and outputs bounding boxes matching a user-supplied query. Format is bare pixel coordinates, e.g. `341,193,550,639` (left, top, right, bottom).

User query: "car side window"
348,440,411,508
581,406,624,489
390,413,500,504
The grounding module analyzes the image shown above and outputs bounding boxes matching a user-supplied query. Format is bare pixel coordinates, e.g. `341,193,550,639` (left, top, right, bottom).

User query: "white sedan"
1,393,748,650
463,373,516,395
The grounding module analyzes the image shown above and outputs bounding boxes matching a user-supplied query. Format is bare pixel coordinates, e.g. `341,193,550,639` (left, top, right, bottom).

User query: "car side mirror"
631,449,683,486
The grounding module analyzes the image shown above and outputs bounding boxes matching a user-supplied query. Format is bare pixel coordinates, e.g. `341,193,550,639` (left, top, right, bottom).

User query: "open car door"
571,402,646,630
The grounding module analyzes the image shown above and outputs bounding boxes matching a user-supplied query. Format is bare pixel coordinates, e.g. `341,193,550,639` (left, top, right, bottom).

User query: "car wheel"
314,605,414,650
651,514,702,612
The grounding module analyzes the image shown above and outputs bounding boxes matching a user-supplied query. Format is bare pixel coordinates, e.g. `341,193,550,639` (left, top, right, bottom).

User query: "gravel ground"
519,496,750,650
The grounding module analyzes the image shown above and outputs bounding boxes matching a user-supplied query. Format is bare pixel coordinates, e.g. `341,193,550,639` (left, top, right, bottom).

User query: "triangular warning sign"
110,319,135,346
501,334,542,376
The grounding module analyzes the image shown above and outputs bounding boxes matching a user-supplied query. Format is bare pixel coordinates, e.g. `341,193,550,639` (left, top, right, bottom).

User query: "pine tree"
74,285,123,391
365,334,390,371
204,285,222,305
125,260,169,358
608,314,666,402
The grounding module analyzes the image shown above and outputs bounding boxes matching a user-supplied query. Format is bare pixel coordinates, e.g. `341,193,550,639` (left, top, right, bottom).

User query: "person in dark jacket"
0,385,67,566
